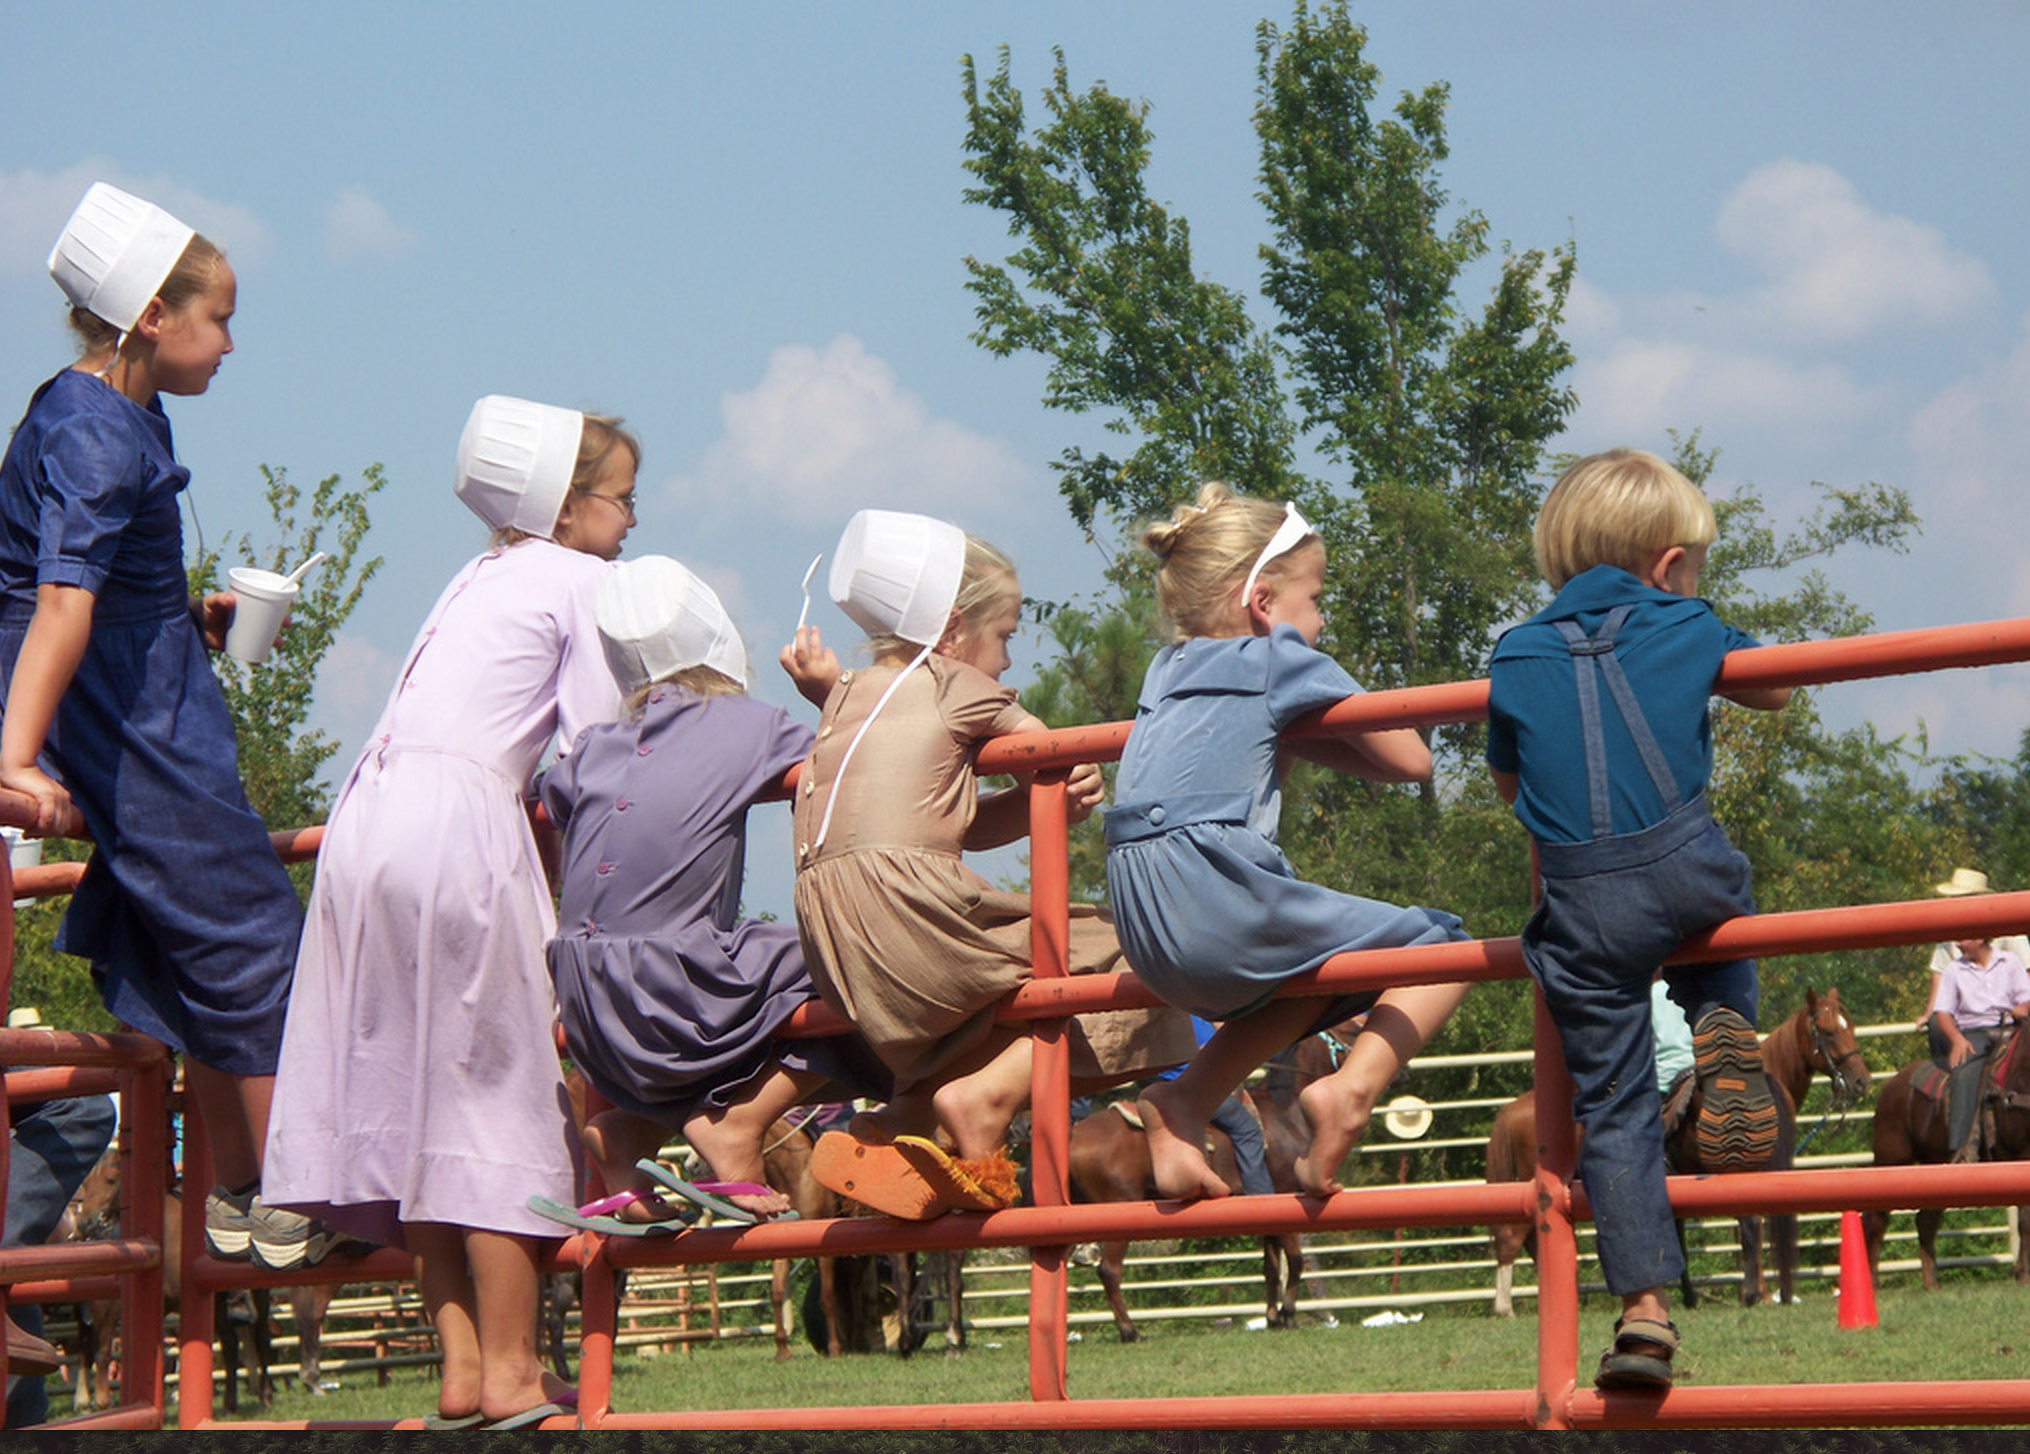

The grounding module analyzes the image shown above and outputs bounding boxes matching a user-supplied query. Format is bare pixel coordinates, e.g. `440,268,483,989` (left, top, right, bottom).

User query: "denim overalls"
1520,604,1760,1294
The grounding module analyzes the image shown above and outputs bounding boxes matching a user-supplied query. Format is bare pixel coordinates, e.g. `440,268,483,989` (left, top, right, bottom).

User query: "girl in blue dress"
1103,482,1473,1202
0,185,313,1260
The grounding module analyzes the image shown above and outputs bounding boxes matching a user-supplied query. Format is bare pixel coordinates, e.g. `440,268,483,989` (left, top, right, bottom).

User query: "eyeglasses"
583,490,637,519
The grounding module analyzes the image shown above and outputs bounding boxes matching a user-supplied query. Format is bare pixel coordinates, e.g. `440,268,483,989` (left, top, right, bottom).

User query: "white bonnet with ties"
807,508,970,854
829,509,967,645
596,555,748,694
48,182,197,333
455,394,584,538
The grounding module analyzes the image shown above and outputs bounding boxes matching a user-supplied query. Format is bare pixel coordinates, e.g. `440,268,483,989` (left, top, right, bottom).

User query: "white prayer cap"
48,183,198,332
454,395,583,537
596,555,748,694
828,509,966,646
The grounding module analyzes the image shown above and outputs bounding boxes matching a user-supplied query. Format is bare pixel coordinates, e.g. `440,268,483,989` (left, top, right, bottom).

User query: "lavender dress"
263,540,618,1247
542,688,887,1124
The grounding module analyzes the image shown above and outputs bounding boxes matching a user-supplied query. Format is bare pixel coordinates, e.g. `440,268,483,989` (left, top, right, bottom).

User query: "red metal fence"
6,616,2030,1429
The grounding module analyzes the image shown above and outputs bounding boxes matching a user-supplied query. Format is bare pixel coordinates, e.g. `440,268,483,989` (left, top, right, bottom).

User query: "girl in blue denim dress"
1103,482,1471,1204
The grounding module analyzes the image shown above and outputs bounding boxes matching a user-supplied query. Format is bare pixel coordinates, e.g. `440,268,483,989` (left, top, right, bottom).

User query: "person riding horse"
1927,937,2030,1162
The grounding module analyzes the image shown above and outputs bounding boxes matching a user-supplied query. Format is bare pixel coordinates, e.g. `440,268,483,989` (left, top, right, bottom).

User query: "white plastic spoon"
281,551,328,588
795,553,823,631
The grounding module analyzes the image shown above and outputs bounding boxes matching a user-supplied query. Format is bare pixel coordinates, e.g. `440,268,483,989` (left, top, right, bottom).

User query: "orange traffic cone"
1837,1209,1878,1329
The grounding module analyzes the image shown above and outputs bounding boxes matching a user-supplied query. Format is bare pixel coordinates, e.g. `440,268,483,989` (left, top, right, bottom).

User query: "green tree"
961,47,1299,545
191,463,386,842
6,464,383,1030
1254,0,1576,702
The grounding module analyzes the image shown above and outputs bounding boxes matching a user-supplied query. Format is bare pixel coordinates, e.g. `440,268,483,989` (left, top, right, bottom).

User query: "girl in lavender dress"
265,395,633,1429
538,555,886,1229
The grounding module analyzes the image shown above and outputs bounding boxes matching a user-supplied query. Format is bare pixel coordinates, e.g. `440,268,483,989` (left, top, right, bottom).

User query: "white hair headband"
1241,500,1315,606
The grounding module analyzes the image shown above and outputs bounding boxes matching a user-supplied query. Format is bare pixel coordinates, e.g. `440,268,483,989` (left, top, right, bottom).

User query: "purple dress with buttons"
262,539,618,1247
541,689,888,1127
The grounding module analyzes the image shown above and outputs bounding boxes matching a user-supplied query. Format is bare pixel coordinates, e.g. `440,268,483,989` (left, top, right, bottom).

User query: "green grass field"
214,1273,2027,1429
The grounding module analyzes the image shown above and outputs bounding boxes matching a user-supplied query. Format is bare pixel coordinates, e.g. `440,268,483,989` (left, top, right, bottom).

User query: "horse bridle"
1805,1004,1868,1113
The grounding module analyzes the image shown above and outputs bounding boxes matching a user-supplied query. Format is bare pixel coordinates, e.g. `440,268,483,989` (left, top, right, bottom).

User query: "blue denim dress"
0,372,301,1075
1105,627,1465,1024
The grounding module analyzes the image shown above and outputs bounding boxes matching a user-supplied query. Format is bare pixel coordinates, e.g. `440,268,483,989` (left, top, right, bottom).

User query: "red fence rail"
6,615,2030,1428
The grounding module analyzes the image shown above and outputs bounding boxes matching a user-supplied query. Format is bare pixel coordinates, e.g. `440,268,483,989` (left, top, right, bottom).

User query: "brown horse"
1864,1022,2030,1289
57,1149,296,1413
760,1114,957,1359
1487,989,1869,1315
1064,1022,1356,1343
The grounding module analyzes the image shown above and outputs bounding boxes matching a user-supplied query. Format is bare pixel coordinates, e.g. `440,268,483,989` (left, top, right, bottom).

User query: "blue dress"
0,371,301,1074
1104,626,1465,1021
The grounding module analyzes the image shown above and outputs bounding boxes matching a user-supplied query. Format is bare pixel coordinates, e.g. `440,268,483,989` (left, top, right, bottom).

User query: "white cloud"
1570,337,1879,443
1715,159,1993,342
0,162,271,275
1906,312,2030,611
322,188,415,264
668,334,1036,522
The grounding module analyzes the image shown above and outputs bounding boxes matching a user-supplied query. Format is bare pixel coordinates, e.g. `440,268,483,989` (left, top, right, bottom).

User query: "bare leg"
849,1091,939,1145
579,1111,685,1222
1296,981,1468,1194
682,1064,829,1216
930,1029,1033,1160
1142,999,1327,1202
465,1228,572,1420
186,1063,273,1190
410,1223,481,1421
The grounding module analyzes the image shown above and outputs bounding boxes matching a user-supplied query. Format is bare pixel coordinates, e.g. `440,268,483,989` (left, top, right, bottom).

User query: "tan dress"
792,654,1194,1090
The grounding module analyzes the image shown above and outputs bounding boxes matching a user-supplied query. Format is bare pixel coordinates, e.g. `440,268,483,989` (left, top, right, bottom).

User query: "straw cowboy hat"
7,1006,45,1029
1381,1094,1434,1141
1935,868,1995,897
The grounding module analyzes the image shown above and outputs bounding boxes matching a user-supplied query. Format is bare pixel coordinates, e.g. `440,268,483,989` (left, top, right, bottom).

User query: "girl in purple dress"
265,395,633,1429
540,556,886,1227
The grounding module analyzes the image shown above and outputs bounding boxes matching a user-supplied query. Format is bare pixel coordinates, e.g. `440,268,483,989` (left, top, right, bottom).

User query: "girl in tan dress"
782,510,1193,1217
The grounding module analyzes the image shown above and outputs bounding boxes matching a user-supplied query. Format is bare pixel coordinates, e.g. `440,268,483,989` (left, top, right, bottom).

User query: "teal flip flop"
421,1412,485,1431
525,1194,694,1237
483,1400,572,1430
634,1160,796,1224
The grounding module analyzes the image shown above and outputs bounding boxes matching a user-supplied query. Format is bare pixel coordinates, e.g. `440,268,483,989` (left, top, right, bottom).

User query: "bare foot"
1294,1073,1376,1195
1138,1083,1230,1202
581,1112,684,1222
720,1186,793,1218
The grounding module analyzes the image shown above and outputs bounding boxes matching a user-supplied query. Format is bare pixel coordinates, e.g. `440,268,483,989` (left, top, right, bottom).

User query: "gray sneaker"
203,1184,256,1260
247,1199,358,1271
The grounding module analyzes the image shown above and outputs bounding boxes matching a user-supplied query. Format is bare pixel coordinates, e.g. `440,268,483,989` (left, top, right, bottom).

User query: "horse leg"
1096,1241,1138,1343
770,1257,793,1362
1737,1214,1765,1307
884,1252,915,1356
218,1290,244,1415
2017,1204,2030,1285
818,1256,846,1358
1274,1233,1301,1328
942,1249,966,1354
1915,1206,1944,1291
291,1284,333,1393
1674,1218,1699,1308
1861,1208,1891,1280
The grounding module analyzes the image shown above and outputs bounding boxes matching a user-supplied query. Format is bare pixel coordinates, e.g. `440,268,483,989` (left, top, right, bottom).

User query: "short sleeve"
935,657,1026,742
1261,626,1362,728
35,411,148,593
753,703,816,787
552,560,623,754
538,742,587,832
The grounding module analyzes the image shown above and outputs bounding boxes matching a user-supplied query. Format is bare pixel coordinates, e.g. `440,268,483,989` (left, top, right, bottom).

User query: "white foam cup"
224,567,299,665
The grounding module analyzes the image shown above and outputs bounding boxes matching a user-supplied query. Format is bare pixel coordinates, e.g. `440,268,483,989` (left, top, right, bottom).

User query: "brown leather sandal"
1595,1316,1678,1391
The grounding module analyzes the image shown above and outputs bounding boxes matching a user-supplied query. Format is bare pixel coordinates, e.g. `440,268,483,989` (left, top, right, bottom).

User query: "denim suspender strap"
1553,605,1684,839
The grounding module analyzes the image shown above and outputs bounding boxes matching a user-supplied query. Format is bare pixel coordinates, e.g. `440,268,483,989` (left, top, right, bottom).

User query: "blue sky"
4,3,2028,915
